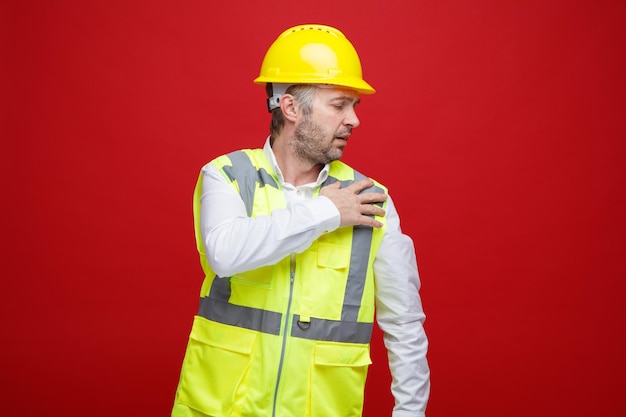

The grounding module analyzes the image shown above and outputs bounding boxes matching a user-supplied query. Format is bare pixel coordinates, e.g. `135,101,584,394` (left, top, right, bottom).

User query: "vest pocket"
316,242,350,269
310,342,372,417
177,316,257,416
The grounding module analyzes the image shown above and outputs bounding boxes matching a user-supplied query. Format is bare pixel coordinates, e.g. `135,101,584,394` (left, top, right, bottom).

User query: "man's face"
292,86,361,165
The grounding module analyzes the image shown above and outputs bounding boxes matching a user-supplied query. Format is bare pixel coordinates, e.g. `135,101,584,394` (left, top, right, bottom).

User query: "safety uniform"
172,149,387,417
173,23,429,417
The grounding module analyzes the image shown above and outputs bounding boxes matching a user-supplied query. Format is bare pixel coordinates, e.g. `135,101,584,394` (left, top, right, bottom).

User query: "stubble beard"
292,117,344,166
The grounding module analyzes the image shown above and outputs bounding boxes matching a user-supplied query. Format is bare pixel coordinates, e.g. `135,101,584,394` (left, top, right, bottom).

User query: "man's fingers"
360,215,384,228
358,192,387,204
344,178,375,193
361,203,386,217
341,179,387,204
320,178,387,228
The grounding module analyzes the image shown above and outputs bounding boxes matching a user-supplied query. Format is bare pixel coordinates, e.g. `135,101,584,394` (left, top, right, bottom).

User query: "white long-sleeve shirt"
198,138,430,416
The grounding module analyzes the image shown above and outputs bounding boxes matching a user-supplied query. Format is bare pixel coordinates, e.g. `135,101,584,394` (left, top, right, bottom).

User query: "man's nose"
344,107,360,128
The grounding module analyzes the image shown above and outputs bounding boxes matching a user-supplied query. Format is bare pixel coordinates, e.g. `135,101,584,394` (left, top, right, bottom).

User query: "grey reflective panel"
342,225,373,322
352,171,385,207
290,315,373,344
222,151,279,216
321,175,350,189
198,296,282,335
208,275,232,301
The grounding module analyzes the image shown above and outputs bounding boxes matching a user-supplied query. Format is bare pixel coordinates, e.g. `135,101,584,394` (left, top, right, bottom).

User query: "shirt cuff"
306,195,340,234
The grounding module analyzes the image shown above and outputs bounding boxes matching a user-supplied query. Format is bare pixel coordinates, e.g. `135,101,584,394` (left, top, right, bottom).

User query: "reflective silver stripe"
341,225,373,322
198,276,282,335
209,272,231,300
291,315,374,344
222,150,279,216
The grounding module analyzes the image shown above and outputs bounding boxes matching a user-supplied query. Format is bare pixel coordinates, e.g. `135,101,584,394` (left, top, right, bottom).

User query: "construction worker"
172,24,430,417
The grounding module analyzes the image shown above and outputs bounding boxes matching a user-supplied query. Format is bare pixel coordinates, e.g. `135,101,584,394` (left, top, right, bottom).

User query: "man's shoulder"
329,160,387,190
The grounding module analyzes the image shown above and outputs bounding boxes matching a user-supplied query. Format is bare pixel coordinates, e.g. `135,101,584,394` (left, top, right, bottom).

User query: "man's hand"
319,179,387,228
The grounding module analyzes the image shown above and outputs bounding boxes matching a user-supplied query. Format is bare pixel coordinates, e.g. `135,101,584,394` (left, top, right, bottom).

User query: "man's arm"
373,196,430,417
200,164,389,278
199,164,339,277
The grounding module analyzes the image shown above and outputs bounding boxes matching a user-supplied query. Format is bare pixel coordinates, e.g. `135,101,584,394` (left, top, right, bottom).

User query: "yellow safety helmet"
254,24,375,110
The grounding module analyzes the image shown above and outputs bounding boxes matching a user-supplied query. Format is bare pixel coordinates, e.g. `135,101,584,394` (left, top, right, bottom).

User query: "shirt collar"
263,136,330,187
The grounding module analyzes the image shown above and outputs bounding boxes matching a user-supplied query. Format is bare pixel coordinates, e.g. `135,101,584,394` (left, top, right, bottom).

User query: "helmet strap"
266,83,294,112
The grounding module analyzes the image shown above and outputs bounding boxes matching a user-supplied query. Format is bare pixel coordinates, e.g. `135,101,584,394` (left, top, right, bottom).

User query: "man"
172,24,430,417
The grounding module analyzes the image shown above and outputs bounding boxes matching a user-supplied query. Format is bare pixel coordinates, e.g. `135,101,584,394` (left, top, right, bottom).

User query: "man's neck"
271,136,323,186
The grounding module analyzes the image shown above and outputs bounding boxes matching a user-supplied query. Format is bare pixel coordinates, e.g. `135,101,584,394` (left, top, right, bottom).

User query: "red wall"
3,1,625,416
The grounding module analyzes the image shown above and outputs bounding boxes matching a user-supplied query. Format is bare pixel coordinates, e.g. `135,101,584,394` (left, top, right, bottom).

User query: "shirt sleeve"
373,195,430,416
199,163,340,277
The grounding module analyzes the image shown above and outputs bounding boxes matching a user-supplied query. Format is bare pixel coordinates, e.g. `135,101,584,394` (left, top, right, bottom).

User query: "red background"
2,1,625,416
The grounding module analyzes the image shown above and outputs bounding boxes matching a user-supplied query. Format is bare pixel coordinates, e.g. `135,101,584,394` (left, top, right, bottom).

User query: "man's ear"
280,94,297,122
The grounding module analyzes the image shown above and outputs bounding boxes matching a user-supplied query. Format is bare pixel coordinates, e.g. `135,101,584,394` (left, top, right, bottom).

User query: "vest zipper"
271,253,296,417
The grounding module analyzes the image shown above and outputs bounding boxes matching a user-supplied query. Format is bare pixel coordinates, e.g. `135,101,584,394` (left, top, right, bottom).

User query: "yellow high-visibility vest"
173,149,387,417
